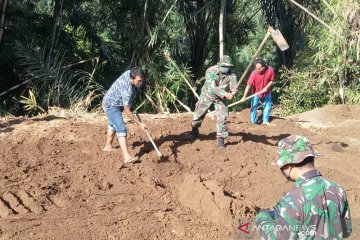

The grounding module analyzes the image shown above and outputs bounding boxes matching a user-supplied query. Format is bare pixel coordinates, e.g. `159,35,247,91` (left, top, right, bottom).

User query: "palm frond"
15,42,105,114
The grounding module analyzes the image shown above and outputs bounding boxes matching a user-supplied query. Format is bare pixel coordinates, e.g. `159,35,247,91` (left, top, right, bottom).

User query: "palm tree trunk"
0,0,8,45
219,0,226,58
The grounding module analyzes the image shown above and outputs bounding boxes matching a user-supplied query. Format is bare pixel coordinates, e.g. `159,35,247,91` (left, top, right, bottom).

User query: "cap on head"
273,135,321,168
217,55,233,67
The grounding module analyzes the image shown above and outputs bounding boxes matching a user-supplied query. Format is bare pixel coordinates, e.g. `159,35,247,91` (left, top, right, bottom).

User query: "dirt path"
0,105,359,239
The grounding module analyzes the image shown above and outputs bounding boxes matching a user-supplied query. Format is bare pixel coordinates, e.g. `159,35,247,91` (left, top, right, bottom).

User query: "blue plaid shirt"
102,70,135,108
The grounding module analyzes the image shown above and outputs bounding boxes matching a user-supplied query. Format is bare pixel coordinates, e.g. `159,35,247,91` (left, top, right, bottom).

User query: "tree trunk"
50,0,63,48
219,0,226,58
0,0,8,45
179,0,217,108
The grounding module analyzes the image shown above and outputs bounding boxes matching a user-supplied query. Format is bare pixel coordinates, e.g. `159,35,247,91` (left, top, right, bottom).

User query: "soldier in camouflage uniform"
255,135,352,239
188,55,238,148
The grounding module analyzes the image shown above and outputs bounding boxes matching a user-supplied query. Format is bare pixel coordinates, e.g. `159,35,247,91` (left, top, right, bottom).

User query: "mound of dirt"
289,104,360,129
0,105,359,239
178,173,257,232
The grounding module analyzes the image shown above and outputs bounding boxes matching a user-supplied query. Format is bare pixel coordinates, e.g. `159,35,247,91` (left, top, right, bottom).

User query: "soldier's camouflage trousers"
192,94,228,138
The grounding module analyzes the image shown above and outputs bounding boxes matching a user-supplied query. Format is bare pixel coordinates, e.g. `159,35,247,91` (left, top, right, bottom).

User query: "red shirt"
247,66,275,98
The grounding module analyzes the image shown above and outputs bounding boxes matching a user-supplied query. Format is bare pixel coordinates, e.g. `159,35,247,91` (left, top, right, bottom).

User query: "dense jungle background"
0,0,359,116
1,1,360,239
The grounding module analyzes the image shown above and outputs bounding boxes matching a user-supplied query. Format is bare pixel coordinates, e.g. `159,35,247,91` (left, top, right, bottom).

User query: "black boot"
191,127,199,138
217,137,225,149
186,126,199,140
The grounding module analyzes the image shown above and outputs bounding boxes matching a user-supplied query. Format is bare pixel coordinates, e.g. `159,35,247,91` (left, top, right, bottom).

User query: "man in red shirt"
240,59,275,124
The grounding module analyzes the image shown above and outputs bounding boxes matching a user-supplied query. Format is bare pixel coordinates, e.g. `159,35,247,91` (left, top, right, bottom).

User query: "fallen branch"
145,93,162,112
63,57,100,69
164,51,199,99
135,99,147,112
0,80,30,97
164,87,192,112
289,0,340,38
90,57,100,79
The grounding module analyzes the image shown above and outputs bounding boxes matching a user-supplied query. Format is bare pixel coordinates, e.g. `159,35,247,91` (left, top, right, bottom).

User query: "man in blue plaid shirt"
102,66,146,163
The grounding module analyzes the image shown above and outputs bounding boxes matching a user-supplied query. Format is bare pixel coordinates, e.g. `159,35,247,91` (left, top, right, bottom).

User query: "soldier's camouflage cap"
217,55,234,67
273,135,321,168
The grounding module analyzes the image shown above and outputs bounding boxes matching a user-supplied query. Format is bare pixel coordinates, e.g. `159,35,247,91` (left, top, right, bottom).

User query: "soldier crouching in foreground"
255,135,352,239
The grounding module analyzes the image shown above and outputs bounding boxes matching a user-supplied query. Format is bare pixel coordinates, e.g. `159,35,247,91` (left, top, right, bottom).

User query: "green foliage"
276,0,360,115
2,0,276,115
1,0,359,117
15,42,105,115
276,67,329,115
20,89,46,116
340,87,360,104
162,50,194,112
0,106,10,117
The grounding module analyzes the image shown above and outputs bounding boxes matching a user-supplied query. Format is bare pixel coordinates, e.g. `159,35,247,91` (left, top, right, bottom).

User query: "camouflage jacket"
255,170,352,239
200,65,237,100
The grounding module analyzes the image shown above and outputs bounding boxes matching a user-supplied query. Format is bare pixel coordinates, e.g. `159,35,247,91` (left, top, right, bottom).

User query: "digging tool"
222,90,266,110
234,26,289,91
209,27,288,116
134,112,163,158
243,91,265,102
207,87,268,115
216,27,288,114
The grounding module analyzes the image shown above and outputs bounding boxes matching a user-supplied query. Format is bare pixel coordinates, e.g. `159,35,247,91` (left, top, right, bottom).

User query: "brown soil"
0,105,359,239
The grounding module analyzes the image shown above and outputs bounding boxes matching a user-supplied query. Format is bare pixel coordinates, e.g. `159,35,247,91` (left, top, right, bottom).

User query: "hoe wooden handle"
134,112,163,158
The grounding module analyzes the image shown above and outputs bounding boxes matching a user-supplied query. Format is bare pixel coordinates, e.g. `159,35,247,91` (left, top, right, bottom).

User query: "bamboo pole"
175,64,200,99
161,0,178,25
90,57,100,79
0,0,8,45
165,52,200,99
145,93,162,112
219,0,226,58
173,103,180,113
63,57,99,69
164,87,192,112
135,99,147,112
289,0,339,38
235,29,272,90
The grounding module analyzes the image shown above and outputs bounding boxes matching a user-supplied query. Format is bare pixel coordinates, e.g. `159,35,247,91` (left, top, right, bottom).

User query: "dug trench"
0,105,359,239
